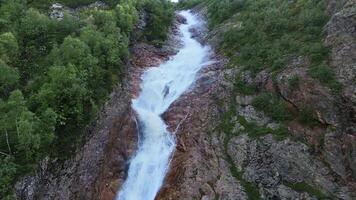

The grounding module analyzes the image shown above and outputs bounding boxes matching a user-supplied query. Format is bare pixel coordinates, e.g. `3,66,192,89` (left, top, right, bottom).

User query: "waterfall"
117,11,211,200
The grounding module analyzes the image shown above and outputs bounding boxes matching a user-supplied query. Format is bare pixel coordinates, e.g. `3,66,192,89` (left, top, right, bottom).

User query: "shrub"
284,181,327,199
288,75,300,90
309,64,341,92
234,75,256,95
252,93,291,122
218,0,331,80
297,106,319,127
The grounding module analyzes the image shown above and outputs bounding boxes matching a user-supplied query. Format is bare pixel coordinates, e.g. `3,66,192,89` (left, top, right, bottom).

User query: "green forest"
178,0,339,91
0,0,173,198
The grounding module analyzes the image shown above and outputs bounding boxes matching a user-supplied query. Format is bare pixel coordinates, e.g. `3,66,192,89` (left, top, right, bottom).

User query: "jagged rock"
325,0,356,112
227,134,354,199
49,3,64,20
88,1,108,9
176,13,187,24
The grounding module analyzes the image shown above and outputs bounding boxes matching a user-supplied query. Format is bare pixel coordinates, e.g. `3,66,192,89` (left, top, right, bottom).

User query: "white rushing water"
117,11,211,200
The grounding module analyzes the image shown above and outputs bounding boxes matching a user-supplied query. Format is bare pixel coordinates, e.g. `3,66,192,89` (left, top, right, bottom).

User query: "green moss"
234,75,256,95
297,106,320,127
284,181,328,199
288,75,300,90
252,93,291,122
308,64,341,92
237,116,289,141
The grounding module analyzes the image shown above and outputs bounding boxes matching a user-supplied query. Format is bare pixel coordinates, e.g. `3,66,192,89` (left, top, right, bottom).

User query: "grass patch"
297,106,320,127
176,0,204,9
237,116,289,141
288,75,300,90
309,64,341,92
234,75,256,95
252,93,291,122
284,181,328,199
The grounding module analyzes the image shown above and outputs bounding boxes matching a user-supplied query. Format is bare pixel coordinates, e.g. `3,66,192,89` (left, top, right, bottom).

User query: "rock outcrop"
156,1,356,200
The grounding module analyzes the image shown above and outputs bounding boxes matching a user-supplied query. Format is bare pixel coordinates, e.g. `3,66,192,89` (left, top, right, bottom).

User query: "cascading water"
117,11,211,200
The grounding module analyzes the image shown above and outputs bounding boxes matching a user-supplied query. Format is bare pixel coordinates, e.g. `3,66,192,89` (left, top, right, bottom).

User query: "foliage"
115,0,138,34
237,116,289,140
288,75,300,90
0,32,18,64
0,60,19,97
309,64,341,92
252,93,291,122
208,0,245,27
284,181,328,199
297,106,319,127
218,0,335,83
233,75,256,95
143,0,174,46
176,0,203,9
0,0,173,197
0,156,18,199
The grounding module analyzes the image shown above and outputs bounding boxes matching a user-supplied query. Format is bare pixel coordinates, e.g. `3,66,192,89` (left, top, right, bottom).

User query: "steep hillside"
0,0,173,199
158,0,355,199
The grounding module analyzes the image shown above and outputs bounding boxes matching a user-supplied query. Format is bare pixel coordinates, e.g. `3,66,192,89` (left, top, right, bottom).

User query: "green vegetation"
288,75,300,90
176,0,203,9
309,64,341,91
0,0,173,198
284,181,328,199
234,75,256,95
143,0,174,46
252,93,291,122
207,0,245,27
237,116,289,141
297,106,320,127
221,0,331,75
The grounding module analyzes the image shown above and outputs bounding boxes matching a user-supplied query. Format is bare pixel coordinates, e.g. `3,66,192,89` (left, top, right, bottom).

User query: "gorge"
117,10,211,200
1,0,355,200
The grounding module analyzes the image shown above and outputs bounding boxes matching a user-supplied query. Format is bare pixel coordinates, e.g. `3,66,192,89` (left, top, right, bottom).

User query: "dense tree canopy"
0,0,173,198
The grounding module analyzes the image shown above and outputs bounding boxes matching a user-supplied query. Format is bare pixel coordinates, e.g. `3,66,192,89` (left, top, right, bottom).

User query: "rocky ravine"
16,2,355,200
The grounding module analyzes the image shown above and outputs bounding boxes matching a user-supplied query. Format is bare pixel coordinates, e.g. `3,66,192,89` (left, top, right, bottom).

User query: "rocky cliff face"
156,1,356,200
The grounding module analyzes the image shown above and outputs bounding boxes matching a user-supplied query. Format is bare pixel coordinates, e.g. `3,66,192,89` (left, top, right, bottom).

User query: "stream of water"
117,11,211,200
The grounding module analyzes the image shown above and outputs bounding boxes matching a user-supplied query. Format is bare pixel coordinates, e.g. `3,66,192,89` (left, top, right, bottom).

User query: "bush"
176,0,203,9
309,64,341,92
218,0,330,79
208,0,245,27
284,181,327,199
297,106,319,127
234,75,256,95
288,75,300,90
252,93,291,122
143,0,174,45
0,0,174,197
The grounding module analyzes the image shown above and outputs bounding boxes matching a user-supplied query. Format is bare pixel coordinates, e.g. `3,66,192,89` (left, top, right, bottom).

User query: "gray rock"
227,134,354,199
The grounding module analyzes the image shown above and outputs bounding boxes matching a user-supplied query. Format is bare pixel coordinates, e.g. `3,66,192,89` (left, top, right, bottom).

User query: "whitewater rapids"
117,11,212,200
